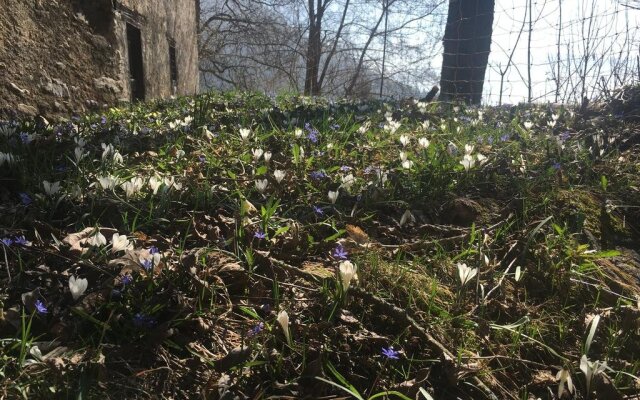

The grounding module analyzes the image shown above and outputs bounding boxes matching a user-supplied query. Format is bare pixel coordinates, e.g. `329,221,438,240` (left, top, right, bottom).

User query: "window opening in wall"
169,43,178,94
126,23,145,101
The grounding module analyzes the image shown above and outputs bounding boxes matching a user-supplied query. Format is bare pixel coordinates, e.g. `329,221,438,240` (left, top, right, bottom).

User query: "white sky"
477,0,640,104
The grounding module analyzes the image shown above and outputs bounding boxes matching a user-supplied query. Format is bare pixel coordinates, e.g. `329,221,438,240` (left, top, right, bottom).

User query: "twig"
350,287,503,400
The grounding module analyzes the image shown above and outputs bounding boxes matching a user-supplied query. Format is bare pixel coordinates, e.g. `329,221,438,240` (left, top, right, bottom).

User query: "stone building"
0,0,199,117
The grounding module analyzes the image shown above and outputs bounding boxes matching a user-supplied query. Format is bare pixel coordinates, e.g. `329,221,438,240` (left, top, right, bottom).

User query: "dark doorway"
126,23,145,101
169,44,178,94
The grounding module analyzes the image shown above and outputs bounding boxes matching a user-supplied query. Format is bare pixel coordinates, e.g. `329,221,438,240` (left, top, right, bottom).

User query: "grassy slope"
0,92,639,399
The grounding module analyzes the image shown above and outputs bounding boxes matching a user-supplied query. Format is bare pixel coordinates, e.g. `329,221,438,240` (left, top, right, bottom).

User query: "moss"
555,189,630,240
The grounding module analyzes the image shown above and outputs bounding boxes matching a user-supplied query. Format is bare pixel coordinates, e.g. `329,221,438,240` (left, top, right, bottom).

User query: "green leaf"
237,306,260,320
255,165,268,176
324,229,346,242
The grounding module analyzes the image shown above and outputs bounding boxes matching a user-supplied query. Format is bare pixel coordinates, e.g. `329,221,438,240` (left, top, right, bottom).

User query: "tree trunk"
439,0,495,105
304,0,323,95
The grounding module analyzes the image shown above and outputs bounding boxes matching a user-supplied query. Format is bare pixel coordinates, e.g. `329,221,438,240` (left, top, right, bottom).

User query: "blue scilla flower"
381,347,400,360
332,244,348,260
35,300,48,315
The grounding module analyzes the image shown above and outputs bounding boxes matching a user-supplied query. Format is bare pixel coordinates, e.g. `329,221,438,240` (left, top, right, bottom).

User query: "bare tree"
199,0,444,98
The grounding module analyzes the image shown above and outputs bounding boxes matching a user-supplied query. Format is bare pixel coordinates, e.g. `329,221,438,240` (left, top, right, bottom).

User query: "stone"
17,103,38,115
42,78,69,98
9,82,29,95
94,77,121,94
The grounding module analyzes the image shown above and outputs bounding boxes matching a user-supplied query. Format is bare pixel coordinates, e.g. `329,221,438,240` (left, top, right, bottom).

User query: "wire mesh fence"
439,0,640,105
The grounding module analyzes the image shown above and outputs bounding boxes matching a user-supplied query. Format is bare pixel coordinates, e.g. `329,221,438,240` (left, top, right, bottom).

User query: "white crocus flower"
121,177,144,198
89,231,107,247
328,190,339,204
263,151,272,163
399,151,408,162
453,106,460,113
464,144,474,155
547,120,557,128
339,261,357,292
340,174,356,191
97,176,118,190
294,128,303,138
101,143,114,161
274,170,286,183
277,310,291,345
460,154,475,171
402,160,414,169
74,147,86,163
457,263,477,286
418,137,430,149
68,276,88,301
255,179,268,193
421,120,430,130
149,175,162,194
524,120,533,130
383,119,401,135
166,176,182,191
113,151,123,164
399,210,416,227
175,149,186,160
43,180,61,196
111,233,132,253
555,368,574,399
580,355,607,396
399,135,410,147
73,137,87,148
239,128,252,142
252,148,264,161
357,121,370,135
552,113,559,121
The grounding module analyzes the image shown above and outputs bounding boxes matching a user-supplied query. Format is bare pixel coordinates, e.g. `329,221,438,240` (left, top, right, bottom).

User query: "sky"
476,0,640,104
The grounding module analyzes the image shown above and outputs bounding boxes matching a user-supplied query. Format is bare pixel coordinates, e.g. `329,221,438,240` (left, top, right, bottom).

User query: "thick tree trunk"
439,0,495,105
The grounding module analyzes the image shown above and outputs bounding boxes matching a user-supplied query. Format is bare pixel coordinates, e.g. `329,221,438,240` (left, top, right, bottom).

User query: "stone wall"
115,0,200,100
0,0,199,118
0,0,122,117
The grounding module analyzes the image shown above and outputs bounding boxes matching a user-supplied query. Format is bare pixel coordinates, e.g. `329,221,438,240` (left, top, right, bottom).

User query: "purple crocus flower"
13,236,28,246
149,246,160,255
552,161,561,170
339,166,352,172
1,238,13,246
254,231,267,240
100,115,107,125
313,205,324,216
